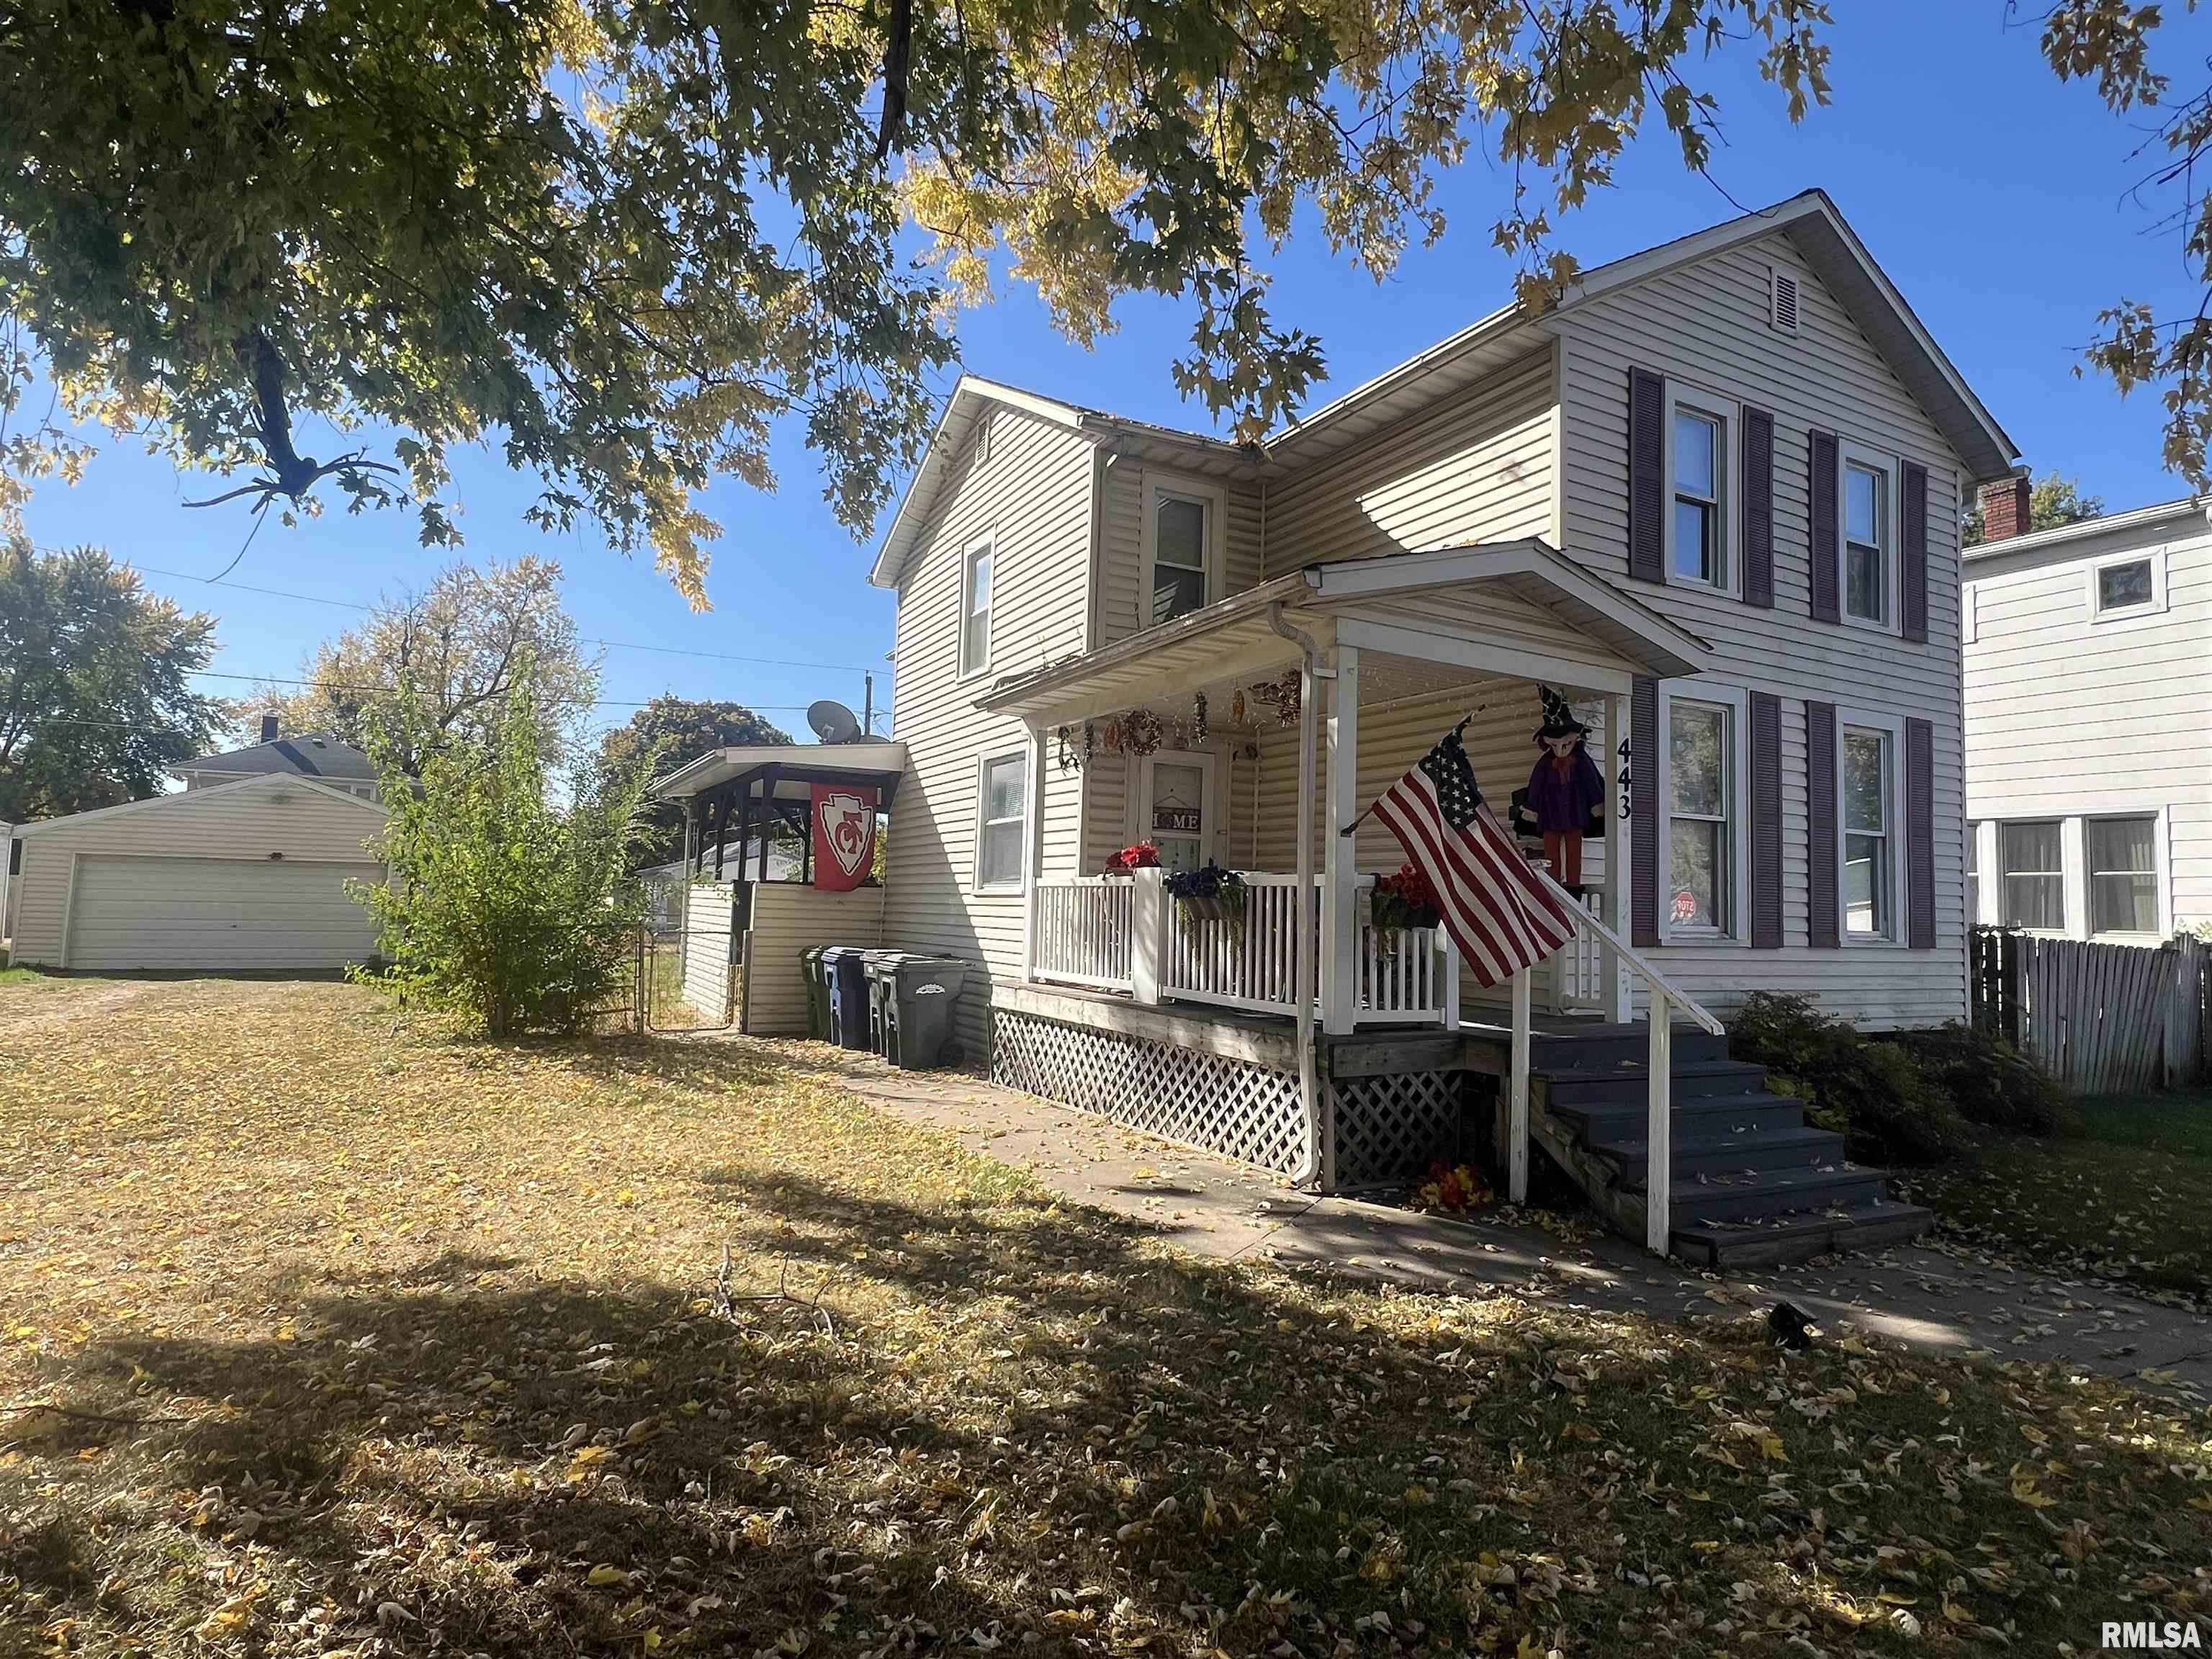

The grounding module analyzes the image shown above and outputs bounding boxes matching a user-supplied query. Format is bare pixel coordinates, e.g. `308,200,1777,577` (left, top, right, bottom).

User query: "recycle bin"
820,945,873,1050
882,956,971,1069
801,944,830,1040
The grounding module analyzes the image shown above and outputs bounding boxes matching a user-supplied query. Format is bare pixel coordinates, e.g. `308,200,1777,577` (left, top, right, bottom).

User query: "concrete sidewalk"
766,1040,2212,1399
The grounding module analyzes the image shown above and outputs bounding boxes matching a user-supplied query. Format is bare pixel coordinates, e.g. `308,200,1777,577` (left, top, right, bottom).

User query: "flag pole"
1336,706,1483,837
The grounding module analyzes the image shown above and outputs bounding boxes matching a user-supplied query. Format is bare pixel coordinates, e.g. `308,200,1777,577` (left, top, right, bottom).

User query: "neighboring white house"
7,772,387,972
1961,488,2212,943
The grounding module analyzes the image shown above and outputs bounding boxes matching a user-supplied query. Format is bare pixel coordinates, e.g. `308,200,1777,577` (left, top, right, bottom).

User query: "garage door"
66,855,384,971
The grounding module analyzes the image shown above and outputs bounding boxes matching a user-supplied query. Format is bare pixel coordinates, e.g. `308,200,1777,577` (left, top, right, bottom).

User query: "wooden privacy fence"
1972,927,2208,1094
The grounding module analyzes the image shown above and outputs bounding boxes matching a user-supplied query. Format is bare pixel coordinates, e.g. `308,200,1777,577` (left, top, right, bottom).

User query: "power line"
127,561,892,678
181,665,845,715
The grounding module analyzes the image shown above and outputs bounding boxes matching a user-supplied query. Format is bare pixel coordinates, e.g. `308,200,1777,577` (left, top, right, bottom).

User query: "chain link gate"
641,883,744,1032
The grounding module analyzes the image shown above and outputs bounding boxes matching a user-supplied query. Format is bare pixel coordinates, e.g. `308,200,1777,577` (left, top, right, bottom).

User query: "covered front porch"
976,541,1730,1235
981,539,1712,1038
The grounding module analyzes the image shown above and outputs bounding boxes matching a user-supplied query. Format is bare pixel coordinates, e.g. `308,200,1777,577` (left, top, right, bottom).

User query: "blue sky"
19,1,2211,747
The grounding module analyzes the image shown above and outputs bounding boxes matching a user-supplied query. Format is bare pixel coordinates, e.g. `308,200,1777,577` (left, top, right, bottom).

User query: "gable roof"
871,191,2018,588
14,770,387,836
175,730,377,783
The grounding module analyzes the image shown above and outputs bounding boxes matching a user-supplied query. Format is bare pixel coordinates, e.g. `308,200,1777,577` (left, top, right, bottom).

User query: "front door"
1138,751,1217,875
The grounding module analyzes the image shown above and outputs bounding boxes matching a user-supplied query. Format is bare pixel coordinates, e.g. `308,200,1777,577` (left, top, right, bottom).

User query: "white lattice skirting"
1326,1071,1470,1188
991,1010,1308,1177
991,1010,1473,1189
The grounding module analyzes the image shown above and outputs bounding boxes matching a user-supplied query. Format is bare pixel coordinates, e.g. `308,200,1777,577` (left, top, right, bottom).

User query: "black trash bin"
883,956,972,1069
800,944,831,1040
862,951,907,1057
821,946,873,1050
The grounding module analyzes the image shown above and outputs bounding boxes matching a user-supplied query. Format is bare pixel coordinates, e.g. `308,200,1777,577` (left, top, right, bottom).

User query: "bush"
1730,992,1973,1166
349,673,657,1038
1888,1022,2072,1137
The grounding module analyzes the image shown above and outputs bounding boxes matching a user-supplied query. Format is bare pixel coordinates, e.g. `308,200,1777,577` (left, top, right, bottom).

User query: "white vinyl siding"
880,405,1094,1054
1262,343,1557,575
7,775,386,969
1964,518,2212,940
1555,236,1970,1026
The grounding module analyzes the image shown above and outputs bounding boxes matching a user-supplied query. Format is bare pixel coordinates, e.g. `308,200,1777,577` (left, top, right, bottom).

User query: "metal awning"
649,741,908,809
974,539,1710,727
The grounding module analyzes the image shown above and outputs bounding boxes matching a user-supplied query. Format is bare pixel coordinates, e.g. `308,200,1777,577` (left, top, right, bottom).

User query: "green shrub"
1730,992,1973,1167
1888,1022,2072,1137
349,671,657,1038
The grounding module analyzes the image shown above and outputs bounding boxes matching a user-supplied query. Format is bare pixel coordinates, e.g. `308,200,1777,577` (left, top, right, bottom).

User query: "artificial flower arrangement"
1101,840,1161,876
1368,863,1442,933
1164,861,1249,929
1411,1159,1496,1215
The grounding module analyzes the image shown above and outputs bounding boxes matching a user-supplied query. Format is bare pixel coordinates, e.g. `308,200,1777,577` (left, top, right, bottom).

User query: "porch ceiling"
974,538,1710,728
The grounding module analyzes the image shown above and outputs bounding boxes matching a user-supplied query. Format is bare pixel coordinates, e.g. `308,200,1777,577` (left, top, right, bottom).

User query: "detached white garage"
9,773,387,973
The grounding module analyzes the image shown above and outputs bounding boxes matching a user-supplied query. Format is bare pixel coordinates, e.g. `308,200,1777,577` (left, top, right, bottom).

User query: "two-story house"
1962,487,2211,943
862,191,2015,1261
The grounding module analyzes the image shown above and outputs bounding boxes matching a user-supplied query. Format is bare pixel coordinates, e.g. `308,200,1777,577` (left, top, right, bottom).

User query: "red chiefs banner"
810,783,877,891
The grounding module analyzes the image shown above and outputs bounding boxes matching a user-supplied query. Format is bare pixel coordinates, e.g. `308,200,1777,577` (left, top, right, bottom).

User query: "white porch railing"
1035,867,1458,1027
1552,889,1609,1012
1032,876,1136,992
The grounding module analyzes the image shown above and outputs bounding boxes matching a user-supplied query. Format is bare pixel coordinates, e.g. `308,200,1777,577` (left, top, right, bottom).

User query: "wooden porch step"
1531,1023,1731,1071
1669,1195,1937,1270
1539,1056,1771,1107
1593,1122,1849,1183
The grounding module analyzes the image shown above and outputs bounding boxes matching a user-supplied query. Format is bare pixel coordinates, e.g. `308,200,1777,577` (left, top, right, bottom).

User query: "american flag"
1369,719,1583,989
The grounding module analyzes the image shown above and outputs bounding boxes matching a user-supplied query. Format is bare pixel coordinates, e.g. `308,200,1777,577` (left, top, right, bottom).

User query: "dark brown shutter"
1631,676,1660,947
1808,428,1840,624
1628,368,1665,584
1906,716,1936,948
1742,406,1776,609
1749,691,1783,948
1806,700,1840,949
1901,461,1929,644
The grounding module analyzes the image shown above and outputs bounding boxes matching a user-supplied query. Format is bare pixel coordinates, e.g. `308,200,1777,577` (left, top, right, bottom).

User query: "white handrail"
1532,865,1725,1036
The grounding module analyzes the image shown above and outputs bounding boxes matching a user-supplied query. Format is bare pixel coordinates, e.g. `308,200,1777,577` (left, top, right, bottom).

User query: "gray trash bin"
884,956,971,1069
821,946,873,1050
862,950,907,1056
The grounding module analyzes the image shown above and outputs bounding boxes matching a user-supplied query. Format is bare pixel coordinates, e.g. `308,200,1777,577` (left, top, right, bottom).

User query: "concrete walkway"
768,1042,2212,1400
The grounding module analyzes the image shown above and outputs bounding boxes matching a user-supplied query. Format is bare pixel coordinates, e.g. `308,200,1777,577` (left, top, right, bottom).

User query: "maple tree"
597,695,795,866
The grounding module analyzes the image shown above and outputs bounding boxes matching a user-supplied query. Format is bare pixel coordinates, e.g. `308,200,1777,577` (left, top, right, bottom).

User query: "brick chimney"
1979,469,2033,542
260,712,280,743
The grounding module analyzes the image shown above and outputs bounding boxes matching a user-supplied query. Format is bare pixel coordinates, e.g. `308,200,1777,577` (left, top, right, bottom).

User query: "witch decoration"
1521,686,1604,894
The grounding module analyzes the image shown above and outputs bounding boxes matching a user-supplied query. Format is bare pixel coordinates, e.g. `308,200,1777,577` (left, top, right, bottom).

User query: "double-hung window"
1998,821,2064,931
1838,444,1897,628
959,536,993,678
2087,815,2159,936
1840,721,1895,938
1966,822,1981,927
1664,386,1733,591
1142,475,1223,628
974,750,1028,893
1658,682,1748,940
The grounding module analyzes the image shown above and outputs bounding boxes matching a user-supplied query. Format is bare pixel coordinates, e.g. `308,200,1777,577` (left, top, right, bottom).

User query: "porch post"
1604,690,1634,1022
1022,723,1047,984
1130,866,1166,1004
1321,643,1360,1035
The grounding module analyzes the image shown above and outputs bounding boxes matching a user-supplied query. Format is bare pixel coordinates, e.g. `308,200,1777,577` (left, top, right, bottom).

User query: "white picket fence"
1997,932,2208,1095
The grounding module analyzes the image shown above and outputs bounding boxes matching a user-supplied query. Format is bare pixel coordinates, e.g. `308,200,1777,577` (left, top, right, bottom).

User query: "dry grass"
1,976,2208,1658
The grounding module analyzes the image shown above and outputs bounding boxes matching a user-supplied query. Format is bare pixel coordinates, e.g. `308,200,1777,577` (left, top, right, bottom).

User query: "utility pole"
863,673,874,736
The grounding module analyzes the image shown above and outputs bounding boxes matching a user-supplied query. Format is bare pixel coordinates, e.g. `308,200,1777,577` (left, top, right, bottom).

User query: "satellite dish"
807,699,863,744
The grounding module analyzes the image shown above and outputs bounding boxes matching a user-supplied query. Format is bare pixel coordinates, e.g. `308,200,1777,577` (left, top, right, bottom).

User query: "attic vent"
1768,267,1800,334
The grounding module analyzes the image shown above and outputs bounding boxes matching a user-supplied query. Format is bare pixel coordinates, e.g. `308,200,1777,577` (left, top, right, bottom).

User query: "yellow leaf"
587,1564,627,1587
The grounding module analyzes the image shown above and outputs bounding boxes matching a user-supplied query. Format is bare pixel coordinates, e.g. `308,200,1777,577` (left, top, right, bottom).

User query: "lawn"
1910,1089,2212,1308
2,979,2208,1658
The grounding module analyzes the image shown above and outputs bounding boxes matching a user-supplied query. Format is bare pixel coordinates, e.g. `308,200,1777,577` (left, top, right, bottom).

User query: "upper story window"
2088,549,2164,622
1663,385,1735,592
1838,443,1898,629
1141,473,1225,629
959,535,992,678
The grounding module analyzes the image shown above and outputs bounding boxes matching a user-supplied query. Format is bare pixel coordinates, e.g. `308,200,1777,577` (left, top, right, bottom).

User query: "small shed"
10,773,387,972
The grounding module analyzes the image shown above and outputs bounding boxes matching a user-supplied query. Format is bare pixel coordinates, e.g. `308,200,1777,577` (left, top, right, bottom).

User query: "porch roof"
648,741,909,806
974,539,1711,727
